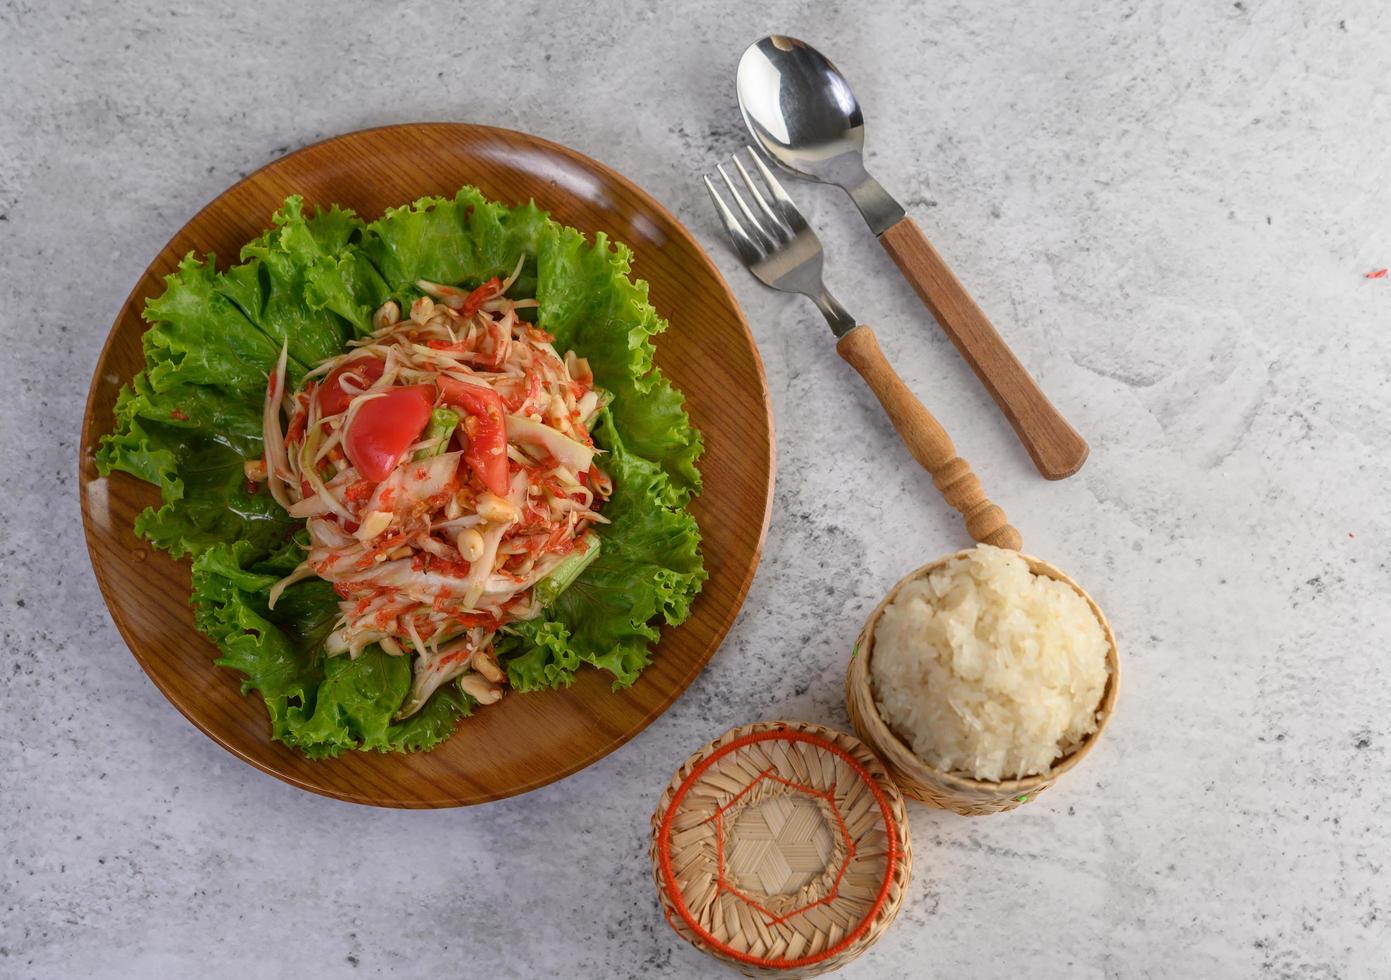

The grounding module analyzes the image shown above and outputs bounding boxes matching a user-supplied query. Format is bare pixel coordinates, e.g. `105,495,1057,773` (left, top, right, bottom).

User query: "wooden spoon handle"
878,216,1088,481
837,325,1022,550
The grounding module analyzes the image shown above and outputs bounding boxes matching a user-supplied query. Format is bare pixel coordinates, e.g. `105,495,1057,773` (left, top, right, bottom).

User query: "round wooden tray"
78,123,774,807
651,722,911,978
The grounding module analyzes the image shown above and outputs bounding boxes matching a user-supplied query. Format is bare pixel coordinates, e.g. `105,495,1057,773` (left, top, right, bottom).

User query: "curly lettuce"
96,188,705,757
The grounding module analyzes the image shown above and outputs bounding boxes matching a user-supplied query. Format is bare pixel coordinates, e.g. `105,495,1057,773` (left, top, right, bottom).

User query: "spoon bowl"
737,35,904,233
737,37,864,180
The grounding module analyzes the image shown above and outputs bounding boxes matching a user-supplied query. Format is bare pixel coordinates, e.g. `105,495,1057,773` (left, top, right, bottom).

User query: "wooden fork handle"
878,216,1088,481
837,325,1022,550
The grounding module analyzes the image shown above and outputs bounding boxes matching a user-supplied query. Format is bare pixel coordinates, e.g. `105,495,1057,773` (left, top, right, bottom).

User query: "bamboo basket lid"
650,721,911,979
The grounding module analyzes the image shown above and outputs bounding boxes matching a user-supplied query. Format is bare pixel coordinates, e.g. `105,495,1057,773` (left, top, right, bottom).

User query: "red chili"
459,276,502,317
472,313,513,371
503,372,541,413
452,611,500,630
343,480,375,503
422,559,471,580
285,402,309,445
438,376,509,496
169,408,189,421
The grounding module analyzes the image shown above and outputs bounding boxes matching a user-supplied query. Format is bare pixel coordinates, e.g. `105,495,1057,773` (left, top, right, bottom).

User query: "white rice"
870,545,1109,781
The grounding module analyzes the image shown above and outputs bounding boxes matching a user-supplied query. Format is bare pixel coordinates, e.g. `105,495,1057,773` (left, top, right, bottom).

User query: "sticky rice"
870,546,1109,781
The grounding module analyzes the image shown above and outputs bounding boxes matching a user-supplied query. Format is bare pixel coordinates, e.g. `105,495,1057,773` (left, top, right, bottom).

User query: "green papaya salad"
97,189,705,757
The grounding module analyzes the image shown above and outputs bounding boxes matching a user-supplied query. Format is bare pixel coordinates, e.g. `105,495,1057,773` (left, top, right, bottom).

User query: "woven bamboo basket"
650,721,912,978
846,551,1120,816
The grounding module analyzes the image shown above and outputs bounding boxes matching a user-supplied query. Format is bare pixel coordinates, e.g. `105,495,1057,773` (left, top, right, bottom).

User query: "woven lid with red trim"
649,721,912,979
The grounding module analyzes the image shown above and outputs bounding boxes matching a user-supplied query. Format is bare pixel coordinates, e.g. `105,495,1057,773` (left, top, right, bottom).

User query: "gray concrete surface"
2,1,1389,977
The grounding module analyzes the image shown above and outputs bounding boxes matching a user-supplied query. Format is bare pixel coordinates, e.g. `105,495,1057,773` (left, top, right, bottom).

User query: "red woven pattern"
705,766,855,926
655,727,900,971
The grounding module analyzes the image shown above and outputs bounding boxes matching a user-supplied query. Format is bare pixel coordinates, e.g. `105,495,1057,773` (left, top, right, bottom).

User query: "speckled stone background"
3,1,1389,977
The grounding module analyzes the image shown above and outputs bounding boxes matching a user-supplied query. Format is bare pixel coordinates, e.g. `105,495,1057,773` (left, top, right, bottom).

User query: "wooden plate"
79,123,774,808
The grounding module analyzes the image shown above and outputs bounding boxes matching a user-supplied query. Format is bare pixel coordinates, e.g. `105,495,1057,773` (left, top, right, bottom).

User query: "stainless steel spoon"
737,35,1089,480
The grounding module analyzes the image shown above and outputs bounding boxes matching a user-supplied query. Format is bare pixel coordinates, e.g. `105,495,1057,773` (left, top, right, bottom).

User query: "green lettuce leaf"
499,410,704,689
98,385,291,559
359,188,548,300
189,541,323,742
97,189,704,757
535,226,702,502
190,541,473,757
215,198,355,370
142,254,286,395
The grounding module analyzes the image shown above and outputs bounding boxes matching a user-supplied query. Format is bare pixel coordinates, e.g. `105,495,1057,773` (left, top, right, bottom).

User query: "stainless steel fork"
705,150,1021,549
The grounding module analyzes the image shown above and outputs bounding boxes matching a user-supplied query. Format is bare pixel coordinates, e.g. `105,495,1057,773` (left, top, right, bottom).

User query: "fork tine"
703,174,765,266
716,163,775,253
731,154,790,240
748,148,810,234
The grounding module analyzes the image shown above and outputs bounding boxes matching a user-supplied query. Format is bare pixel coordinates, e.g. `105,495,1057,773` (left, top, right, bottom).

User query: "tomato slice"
343,384,436,482
437,376,509,496
318,356,386,417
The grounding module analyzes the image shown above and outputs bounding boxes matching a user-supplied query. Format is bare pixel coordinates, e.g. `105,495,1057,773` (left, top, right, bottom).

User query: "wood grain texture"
78,123,775,808
836,326,1020,550
877,217,1089,481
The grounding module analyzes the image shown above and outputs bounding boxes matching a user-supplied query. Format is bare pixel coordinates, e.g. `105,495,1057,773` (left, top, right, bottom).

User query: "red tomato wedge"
438,376,509,496
343,384,436,482
317,356,386,417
